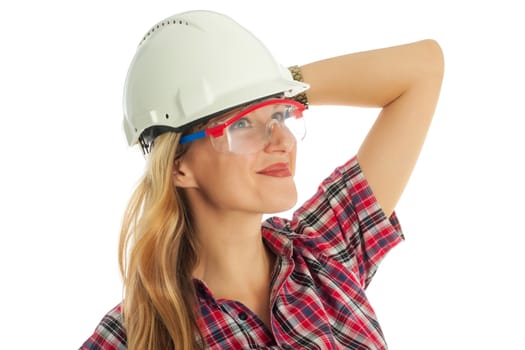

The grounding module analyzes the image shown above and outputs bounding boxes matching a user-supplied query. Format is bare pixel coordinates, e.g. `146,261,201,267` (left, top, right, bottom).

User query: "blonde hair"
118,131,203,350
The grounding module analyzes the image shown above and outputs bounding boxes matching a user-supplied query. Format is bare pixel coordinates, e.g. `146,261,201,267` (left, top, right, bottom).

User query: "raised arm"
301,39,444,216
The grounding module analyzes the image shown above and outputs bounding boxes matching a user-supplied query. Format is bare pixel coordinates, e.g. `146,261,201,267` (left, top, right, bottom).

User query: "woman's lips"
256,162,292,177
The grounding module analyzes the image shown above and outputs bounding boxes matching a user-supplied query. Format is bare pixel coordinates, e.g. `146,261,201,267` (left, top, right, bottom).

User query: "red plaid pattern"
81,156,404,349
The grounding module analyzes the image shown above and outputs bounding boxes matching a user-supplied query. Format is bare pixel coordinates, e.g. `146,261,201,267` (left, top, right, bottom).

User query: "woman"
82,9,444,350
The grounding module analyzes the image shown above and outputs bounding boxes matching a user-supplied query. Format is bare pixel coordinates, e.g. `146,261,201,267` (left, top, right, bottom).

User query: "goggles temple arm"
179,130,207,144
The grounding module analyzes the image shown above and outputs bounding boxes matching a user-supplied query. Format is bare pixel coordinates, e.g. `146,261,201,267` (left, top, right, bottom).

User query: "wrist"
288,65,309,109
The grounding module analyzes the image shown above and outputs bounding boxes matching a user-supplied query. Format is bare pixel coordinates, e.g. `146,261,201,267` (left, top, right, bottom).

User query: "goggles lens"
180,99,306,154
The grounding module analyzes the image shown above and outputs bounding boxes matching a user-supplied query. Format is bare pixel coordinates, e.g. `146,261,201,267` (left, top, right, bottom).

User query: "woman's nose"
265,120,295,152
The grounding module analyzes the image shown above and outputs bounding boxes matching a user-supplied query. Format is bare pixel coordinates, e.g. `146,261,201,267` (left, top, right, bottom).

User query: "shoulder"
292,155,369,235
80,304,127,350
290,156,404,285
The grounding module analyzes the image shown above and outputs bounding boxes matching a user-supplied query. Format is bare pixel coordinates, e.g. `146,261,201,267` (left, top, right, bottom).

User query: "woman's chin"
263,190,298,214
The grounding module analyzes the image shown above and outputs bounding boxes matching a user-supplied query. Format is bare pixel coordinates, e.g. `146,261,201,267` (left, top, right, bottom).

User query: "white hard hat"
122,10,309,147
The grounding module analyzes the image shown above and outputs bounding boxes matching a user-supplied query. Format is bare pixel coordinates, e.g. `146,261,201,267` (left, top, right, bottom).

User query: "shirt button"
238,312,248,321
281,344,292,350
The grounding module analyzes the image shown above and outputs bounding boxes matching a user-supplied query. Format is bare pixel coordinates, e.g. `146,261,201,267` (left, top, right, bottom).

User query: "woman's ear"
173,159,199,188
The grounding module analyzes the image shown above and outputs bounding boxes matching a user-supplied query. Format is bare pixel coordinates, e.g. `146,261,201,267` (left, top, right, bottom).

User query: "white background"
1,0,524,349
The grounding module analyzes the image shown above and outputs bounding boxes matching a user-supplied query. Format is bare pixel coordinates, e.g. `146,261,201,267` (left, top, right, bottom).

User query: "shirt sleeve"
291,155,404,288
79,304,127,350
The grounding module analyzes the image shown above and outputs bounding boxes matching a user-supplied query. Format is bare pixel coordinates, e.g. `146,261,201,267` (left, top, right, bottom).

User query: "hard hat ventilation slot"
139,18,190,46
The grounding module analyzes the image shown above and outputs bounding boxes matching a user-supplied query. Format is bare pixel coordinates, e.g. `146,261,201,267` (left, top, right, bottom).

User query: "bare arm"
301,39,444,216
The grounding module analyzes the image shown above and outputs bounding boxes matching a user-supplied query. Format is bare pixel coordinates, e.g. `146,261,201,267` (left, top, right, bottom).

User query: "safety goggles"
179,99,306,154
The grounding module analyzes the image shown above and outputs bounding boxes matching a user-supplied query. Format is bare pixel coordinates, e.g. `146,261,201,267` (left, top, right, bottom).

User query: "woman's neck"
191,209,275,302
185,188,277,328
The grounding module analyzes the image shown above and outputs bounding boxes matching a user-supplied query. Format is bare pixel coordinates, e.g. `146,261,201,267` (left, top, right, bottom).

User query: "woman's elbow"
422,39,445,78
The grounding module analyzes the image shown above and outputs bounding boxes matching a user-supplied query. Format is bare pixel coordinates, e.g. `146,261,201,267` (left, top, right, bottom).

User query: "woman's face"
178,109,299,215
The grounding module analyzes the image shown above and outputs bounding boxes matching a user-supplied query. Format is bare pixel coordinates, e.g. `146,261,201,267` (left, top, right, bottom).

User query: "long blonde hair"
118,131,203,350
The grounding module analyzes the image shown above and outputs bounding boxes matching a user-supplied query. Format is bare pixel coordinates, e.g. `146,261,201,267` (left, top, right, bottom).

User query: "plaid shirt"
81,156,404,349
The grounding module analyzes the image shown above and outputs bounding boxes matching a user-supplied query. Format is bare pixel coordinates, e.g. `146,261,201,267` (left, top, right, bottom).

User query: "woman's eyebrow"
206,106,244,126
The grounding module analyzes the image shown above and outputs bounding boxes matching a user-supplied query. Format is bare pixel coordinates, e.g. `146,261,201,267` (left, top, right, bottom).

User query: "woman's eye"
231,117,251,129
